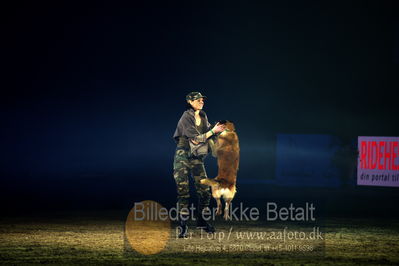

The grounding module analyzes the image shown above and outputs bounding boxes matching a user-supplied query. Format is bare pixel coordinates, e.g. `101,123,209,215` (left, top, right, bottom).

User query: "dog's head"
218,120,235,132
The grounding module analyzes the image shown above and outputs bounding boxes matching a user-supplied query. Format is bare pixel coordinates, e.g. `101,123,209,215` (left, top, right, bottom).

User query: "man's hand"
191,122,226,144
212,122,226,134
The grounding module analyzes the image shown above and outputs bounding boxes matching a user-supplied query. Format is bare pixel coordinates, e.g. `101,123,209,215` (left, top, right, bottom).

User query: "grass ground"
0,210,398,265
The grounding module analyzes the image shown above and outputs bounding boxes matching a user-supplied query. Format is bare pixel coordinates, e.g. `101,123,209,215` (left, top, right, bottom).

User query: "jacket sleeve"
204,113,212,131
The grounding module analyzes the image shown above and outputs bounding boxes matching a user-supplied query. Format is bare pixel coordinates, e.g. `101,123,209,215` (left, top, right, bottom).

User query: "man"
172,91,225,238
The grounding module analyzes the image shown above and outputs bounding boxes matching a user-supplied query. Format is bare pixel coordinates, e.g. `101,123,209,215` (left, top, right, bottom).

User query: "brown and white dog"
200,120,239,220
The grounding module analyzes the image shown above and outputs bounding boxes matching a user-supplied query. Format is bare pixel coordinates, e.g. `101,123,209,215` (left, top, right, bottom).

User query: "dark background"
1,1,398,217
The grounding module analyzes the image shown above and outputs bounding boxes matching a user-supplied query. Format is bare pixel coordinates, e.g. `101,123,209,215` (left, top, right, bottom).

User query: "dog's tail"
200,178,220,186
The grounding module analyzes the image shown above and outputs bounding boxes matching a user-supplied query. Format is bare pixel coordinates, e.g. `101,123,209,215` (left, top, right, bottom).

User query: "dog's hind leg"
215,197,222,215
223,187,236,220
224,198,232,220
209,184,222,216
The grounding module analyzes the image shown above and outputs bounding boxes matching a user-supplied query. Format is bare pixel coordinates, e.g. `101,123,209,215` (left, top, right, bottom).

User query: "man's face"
189,98,204,111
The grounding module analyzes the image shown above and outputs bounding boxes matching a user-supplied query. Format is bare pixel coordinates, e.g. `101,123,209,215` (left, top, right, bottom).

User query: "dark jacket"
173,108,212,144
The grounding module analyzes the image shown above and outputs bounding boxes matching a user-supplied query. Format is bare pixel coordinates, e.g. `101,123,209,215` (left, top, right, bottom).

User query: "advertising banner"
357,136,399,187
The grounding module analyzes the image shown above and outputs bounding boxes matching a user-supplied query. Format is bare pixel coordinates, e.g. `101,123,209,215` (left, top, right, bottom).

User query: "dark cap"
186,92,207,101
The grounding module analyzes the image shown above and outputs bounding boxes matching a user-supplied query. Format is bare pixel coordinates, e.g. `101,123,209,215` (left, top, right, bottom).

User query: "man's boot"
196,207,215,233
177,214,188,238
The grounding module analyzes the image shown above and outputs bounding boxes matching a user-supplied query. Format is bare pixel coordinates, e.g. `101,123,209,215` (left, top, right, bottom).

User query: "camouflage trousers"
173,148,211,214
